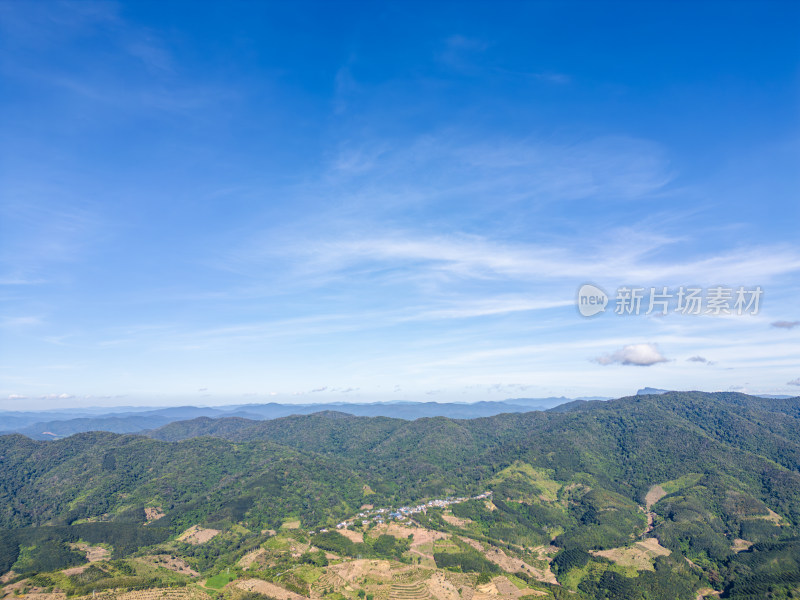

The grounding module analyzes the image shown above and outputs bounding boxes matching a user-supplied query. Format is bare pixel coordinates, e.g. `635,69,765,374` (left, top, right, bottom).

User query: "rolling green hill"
1,392,799,599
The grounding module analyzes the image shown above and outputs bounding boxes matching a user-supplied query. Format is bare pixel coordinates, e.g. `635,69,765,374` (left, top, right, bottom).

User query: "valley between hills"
1,392,799,600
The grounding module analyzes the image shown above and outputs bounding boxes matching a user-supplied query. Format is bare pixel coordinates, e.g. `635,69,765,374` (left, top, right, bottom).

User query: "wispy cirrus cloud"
209,123,797,295
109,294,567,354
437,35,490,72
323,134,674,208
0,316,43,328
437,35,571,86
0,195,106,285
402,297,572,320
0,0,231,117
259,231,800,291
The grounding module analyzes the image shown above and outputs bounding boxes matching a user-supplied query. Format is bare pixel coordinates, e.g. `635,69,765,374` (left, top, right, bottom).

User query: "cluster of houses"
333,491,493,530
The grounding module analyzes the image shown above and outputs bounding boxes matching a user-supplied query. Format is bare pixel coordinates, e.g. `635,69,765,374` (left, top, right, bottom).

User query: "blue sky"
1,1,799,409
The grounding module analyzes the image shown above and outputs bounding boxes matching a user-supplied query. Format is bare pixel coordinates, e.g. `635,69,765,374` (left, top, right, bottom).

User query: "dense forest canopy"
1,392,799,599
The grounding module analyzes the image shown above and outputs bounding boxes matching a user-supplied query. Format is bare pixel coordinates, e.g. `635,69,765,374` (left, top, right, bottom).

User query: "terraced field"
316,569,348,591
389,582,430,600
106,588,210,600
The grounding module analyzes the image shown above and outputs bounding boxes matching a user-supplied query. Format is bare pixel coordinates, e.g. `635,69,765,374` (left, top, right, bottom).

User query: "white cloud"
595,343,669,367
788,378,800,386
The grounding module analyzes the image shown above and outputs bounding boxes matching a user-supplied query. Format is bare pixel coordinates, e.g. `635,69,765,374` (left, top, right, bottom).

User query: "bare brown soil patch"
375,523,448,548
591,538,670,571
476,581,499,595
361,504,374,510
696,588,722,600
114,588,209,600
59,543,107,574
0,571,17,584
408,527,448,547
338,528,364,543
483,547,556,585
69,542,110,563
144,507,165,522
761,507,783,524
425,572,461,600
441,514,472,528
471,577,546,600
238,549,267,569
470,591,499,600
329,559,415,584
85,545,110,563
139,554,199,576
731,539,752,552
1,578,30,596
459,537,484,552
178,525,220,545
637,538,670,555
491,576,544,597
645,485,667,510
492,577,520,596
235,579,307,600
2,590,66,600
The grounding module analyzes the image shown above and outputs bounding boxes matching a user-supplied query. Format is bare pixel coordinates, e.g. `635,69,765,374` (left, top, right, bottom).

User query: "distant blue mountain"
636,387,671,395
0,397,595,439
12,391,798,440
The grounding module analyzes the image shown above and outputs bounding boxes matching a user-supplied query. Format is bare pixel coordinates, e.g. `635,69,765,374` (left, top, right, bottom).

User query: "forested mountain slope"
1,392,799,599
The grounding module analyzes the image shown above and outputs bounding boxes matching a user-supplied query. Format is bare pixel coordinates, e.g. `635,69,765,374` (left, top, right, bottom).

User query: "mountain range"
1,391,798,599
0,397,605,440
